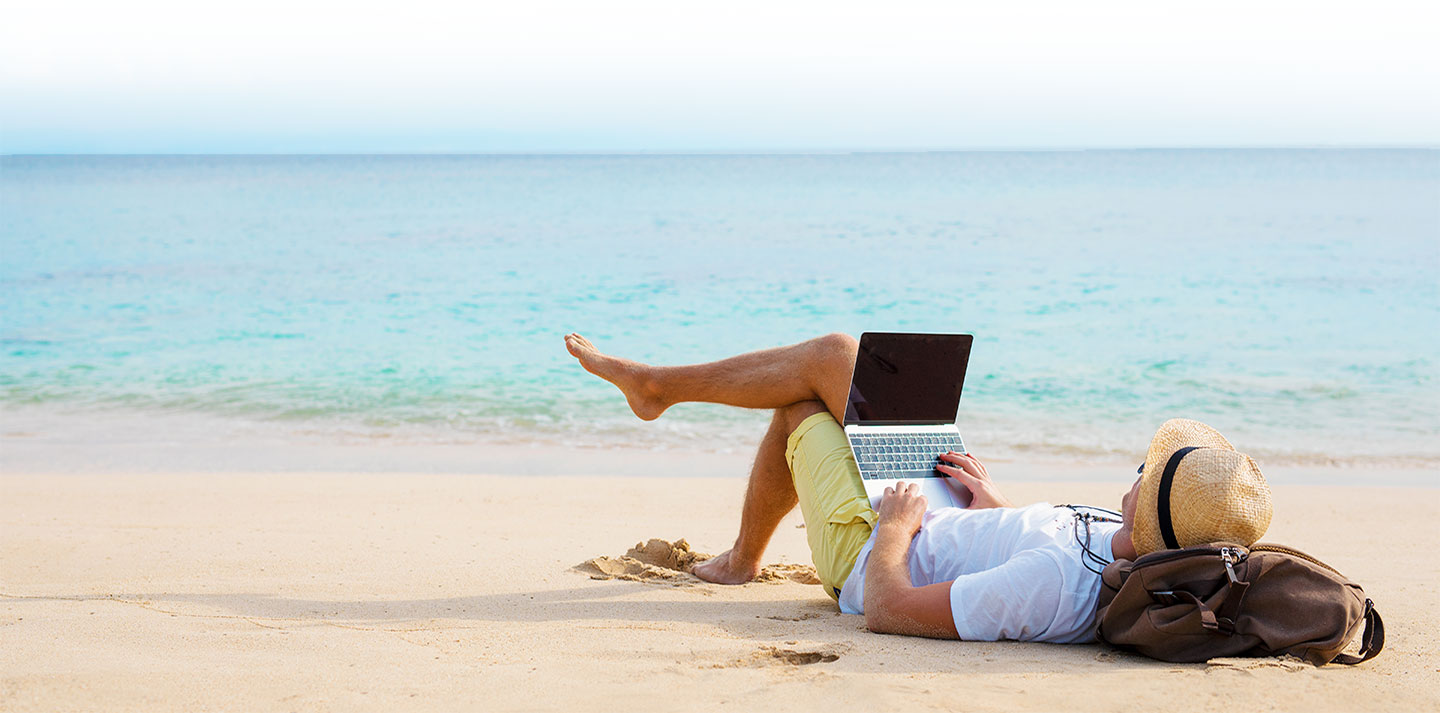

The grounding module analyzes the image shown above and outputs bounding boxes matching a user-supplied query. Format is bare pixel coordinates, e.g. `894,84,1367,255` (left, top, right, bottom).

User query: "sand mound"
628,537,708,571
577,538,821,586
577,538,709,585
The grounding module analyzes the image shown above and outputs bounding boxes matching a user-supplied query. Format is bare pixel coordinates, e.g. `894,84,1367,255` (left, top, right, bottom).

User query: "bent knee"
815,332,859,359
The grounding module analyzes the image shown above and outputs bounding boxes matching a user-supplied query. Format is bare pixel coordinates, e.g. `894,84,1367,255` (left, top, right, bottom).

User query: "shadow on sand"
19,575,1171,675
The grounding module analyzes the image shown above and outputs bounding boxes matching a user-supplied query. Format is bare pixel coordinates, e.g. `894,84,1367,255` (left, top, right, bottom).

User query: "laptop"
844,332,975,510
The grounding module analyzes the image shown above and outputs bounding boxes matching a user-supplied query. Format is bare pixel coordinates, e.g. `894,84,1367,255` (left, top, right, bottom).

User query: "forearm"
864,526,958,639
864,526,913,622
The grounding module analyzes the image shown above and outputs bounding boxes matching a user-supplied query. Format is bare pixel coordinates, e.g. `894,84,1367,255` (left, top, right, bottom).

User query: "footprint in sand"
577,538,821,586
764,647,841,665
1205,656,1312,672
764,612,827,622
711,645,843,668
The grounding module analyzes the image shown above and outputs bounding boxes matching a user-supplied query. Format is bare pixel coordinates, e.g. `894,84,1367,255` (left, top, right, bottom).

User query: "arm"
868,522,1070,641
863,482,960,639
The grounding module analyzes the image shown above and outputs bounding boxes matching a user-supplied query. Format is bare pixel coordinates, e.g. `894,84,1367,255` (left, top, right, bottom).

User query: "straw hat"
1133,418,1272,556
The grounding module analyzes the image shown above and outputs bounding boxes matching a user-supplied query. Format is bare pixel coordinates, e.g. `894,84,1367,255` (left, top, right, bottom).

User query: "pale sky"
2,0,1437,153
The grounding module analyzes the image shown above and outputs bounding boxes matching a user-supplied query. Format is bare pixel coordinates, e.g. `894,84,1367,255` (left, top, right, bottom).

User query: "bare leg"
692,401,827,584
563,332,857,423
563,332,858,585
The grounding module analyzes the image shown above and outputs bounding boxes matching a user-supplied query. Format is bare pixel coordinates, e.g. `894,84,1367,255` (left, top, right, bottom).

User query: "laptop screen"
843,332,973,425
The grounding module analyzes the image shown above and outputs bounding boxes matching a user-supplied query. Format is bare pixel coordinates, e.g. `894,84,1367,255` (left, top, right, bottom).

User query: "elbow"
865,610,885,634
864,602,894,634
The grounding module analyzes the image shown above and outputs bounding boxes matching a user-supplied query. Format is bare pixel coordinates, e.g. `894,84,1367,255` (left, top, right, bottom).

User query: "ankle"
639,368,667,405
728,544,764,569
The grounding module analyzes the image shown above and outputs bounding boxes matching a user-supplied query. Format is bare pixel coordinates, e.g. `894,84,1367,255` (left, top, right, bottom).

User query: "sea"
2,151,1437,468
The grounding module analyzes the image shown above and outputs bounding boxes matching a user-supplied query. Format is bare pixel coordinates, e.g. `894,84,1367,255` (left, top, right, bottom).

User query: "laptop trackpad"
924,476,972,509
867,477,972,511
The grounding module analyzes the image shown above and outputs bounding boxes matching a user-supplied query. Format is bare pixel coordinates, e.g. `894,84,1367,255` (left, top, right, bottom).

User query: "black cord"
1059,504,1122,576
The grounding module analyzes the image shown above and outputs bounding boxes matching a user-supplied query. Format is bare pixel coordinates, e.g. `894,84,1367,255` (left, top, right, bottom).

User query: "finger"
935,462,960,478
936,462,977,483
948,452,984,476
906,481,921,495
966,453,989,476
884,486,895,497
954,454,987,480
939,451,965,464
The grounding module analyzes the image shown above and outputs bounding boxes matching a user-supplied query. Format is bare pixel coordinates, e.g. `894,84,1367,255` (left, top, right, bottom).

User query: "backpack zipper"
1250,543,1342,575
1219,546,1245,584
1131,545,1229,568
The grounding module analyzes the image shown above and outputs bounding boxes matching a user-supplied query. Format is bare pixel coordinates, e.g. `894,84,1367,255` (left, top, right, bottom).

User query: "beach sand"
2,457,1437,712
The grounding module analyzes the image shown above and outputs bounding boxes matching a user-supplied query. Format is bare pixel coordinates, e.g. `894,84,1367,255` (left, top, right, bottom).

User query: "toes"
564,333,593,357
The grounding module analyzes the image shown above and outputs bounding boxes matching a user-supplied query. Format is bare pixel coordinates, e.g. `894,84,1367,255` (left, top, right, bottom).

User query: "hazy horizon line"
6,144,1439,159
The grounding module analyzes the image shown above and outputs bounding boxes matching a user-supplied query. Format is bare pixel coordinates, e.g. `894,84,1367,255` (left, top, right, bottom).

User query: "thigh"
785,412,876,599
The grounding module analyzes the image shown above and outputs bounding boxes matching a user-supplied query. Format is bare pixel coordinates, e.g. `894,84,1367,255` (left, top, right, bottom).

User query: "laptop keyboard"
850,432,966,481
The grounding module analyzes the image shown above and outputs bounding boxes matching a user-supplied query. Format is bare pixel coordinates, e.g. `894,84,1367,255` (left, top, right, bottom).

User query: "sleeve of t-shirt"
947,549,1065,641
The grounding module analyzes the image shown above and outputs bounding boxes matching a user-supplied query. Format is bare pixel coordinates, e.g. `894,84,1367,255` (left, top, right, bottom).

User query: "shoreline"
4,405,1437,481
4,429,1437,486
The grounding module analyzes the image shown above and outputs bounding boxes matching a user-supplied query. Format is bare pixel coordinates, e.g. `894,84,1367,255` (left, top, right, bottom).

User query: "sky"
2,0,1438,153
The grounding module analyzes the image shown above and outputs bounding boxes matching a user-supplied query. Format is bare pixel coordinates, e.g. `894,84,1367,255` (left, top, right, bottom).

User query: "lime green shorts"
786,412,877,600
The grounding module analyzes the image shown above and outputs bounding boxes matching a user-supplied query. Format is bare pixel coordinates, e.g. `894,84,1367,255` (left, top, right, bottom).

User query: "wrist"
875,521,914,545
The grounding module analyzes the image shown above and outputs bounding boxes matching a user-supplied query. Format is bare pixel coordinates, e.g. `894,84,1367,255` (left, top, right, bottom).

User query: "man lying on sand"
564,332,1272,642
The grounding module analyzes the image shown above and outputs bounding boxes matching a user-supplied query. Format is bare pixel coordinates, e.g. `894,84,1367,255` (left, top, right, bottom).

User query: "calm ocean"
2,151,1437,466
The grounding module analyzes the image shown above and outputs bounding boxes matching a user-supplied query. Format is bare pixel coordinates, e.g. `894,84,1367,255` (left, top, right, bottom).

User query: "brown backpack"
1096,542,1384,665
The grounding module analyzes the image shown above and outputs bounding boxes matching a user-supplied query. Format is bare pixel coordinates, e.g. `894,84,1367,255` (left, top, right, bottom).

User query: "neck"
1111,524,1138,561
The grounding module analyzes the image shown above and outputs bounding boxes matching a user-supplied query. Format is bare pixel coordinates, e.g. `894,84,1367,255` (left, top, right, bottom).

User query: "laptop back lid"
843,332,973,426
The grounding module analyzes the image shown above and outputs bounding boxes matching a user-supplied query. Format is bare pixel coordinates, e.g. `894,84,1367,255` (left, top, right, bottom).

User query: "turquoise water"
2,151,1437,464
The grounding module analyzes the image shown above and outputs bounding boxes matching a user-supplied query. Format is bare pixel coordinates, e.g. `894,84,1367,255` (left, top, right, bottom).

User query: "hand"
876,481,927,539
936,452,1014,509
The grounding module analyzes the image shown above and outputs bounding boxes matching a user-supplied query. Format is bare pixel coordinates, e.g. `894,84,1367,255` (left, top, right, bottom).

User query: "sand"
2,461,1438,712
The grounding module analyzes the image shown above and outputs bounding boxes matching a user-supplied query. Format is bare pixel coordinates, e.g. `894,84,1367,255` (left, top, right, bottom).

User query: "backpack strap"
1330,599,1385,665
1151,552,1252,635
1211,579,1251,635
1152,590,1224,632
1152,590,1244,636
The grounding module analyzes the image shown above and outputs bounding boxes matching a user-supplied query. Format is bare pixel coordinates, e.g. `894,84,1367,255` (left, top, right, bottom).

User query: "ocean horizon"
3,150,1437,469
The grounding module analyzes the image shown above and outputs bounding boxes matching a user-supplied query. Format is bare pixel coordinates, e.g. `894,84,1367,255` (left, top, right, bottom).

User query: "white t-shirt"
837,502,1120,643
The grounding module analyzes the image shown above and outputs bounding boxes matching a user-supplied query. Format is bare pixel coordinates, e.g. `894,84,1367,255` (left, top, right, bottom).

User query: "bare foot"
564,333,668,421
691,549,761,585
